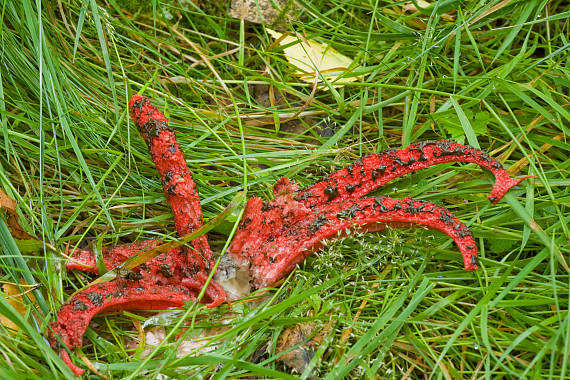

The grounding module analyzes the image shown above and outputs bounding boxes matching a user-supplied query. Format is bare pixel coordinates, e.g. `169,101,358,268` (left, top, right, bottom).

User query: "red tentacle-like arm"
129,94,215,267
68,96,222,277
65,96,225,285
296,140,534,207
52,243,226,375
66,240,161,274
50,281,195,376
229,141,533,289
228,182,478,289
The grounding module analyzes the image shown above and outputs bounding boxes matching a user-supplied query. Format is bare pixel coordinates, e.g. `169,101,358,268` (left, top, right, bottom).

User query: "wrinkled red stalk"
129,94,215,267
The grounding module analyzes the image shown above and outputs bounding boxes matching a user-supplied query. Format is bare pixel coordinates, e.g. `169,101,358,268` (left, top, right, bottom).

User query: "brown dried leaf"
276,321,333,373
0,188,17,213
6,214,37,241
0,188,37,241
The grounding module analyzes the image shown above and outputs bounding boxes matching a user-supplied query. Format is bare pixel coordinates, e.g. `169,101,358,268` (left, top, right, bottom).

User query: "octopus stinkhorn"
49,95,533,375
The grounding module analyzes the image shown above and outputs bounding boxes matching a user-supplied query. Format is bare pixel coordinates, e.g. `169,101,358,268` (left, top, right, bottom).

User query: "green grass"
0,0,569,378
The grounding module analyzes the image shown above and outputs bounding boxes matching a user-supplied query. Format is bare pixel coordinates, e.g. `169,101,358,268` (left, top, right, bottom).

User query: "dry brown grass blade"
170,24,233,100
444,0,514,40
507,132,565,175
339,282,381,345
334,265,393,365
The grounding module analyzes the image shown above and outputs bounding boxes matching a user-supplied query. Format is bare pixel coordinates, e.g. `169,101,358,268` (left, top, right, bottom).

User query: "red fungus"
51,95,533,375
50,279,194,375
129,94,216,270
50,96,226,376
228,183,479,288
295,140,534,207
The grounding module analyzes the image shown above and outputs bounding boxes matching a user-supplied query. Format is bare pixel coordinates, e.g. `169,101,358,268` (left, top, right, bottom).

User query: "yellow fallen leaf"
266,28,360,87
0,281,37,332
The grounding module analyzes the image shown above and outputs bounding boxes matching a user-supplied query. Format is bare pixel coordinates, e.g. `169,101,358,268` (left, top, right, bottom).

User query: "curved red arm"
229,188,478,289
296,140,533,207
50,281,194,376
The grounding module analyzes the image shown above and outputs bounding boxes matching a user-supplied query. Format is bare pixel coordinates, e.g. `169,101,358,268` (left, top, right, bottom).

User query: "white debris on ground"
126,256,259,362
214,254,252,301
138,326,222,359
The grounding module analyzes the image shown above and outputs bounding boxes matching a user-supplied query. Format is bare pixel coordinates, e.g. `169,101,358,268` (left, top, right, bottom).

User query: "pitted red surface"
51,95,533,376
